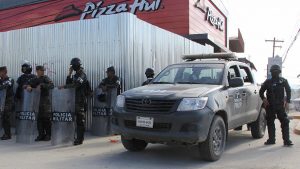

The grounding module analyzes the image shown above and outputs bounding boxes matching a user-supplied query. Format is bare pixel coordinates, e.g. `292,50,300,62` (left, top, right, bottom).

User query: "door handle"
242,91,247,97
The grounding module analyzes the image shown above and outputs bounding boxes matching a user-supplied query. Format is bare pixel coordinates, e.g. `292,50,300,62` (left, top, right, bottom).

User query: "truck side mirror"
229,77,244,88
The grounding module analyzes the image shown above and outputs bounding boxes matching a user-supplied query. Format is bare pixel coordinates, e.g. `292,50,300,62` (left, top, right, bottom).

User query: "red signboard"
0,0,227,46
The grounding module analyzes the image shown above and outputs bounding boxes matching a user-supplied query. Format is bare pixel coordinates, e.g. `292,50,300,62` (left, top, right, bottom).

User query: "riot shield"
51,88,75,146
16,89,40,144
91,88,117,136
0,90,7,136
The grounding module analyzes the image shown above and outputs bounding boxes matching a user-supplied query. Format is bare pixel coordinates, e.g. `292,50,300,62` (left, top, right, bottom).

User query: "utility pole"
265,37,284,58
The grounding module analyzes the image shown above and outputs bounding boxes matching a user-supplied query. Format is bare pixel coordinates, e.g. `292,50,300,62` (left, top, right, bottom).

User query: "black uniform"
65,68,88,143
15,74,36,100
259,77,291,144
29,75,54,140
0,77,14,138
99,75,121,95
142,78,153,86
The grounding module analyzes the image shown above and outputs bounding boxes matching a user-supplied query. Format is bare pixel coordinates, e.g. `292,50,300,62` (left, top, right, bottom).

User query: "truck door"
239,65,260,123
226,65,243,128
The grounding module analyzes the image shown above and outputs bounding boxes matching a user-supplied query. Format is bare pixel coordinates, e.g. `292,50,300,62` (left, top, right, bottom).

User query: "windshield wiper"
176,81,194,84
152,82,173,84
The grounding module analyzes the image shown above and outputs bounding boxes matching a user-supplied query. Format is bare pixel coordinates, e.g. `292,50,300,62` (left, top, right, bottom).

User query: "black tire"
121,136,148,152
199,116,226,161
251,107,266,139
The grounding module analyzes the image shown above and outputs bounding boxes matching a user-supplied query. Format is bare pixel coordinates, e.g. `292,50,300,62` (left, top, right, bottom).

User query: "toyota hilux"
112,53,266,161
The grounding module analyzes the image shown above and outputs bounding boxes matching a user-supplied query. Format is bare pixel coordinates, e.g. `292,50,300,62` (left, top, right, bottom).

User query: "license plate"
136,116,154,128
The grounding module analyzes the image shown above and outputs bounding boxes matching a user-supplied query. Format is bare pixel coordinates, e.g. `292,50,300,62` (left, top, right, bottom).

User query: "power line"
282,28,300,63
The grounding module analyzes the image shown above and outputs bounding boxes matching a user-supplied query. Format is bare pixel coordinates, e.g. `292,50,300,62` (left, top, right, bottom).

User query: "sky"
225,0,300,85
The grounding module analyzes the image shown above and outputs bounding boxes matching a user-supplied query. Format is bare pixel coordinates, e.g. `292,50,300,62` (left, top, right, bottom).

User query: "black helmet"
0,66,7,72
70,58,81,71
145,68,154,77
106,66,115,73
70,58,81,66
36,65,45,71
270,64,281,73
21,63,32,74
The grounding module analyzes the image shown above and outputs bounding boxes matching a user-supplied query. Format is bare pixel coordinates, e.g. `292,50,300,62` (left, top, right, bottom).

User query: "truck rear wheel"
251,108,266,139
121,136,148,152
199,116,226,161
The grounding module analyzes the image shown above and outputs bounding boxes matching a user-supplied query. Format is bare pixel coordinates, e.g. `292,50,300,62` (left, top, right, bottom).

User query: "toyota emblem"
142,98,151,105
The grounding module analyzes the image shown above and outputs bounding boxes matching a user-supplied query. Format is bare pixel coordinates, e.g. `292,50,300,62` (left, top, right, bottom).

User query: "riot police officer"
15,63,36,100
0,66,14,140
99,66,121,94
60,58,88,146
142,68,155,86
259,64,293,146
27,66,54,141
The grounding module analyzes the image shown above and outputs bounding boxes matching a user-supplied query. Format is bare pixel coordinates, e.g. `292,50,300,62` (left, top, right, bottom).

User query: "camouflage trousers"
37,102,52,137
75,104,85,141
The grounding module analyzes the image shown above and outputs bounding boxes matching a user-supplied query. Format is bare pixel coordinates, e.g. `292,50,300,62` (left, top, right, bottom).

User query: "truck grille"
124,120,171,132
125,99,177,113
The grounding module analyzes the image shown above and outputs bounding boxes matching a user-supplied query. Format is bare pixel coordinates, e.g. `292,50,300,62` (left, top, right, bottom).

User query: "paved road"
0,121,299,169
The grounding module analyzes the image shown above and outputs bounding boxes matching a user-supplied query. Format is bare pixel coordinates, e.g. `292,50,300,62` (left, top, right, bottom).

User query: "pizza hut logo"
194,0,206,13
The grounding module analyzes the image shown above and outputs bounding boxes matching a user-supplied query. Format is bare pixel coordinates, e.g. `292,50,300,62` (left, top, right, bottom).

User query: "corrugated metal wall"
0,13,213,129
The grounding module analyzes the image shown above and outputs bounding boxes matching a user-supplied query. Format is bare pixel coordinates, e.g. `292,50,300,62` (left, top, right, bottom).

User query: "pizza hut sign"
205,7,224,31
80,0,162,20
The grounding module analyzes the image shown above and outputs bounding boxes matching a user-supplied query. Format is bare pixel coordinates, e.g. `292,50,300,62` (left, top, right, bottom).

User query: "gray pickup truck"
112,53,266,161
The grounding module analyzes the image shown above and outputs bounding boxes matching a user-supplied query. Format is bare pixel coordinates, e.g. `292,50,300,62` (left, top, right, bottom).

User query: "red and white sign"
0,0,227,46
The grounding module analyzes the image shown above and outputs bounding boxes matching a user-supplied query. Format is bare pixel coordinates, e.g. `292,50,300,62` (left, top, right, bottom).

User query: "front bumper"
112,107,214,144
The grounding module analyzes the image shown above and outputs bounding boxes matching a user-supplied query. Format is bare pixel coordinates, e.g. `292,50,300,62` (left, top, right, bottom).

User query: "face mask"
72,65,80,71
271,71,280,78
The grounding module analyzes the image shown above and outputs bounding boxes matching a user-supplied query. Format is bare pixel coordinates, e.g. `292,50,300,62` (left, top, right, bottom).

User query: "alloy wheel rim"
212,126,224,154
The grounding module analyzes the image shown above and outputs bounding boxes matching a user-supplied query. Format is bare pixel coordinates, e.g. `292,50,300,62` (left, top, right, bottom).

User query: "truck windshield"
152,64,224,85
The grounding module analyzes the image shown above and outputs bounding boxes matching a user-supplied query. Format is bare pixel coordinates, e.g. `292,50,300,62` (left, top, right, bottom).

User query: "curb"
288,113,300,135
294,122,300,135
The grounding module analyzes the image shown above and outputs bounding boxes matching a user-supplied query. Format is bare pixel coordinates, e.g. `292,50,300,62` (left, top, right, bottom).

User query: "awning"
185,33,230,53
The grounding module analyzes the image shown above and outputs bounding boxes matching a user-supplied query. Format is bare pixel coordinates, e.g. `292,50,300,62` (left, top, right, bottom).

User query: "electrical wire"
282,27,300,63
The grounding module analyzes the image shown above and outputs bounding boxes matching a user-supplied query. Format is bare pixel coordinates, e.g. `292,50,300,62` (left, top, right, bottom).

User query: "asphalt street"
0,120,299,169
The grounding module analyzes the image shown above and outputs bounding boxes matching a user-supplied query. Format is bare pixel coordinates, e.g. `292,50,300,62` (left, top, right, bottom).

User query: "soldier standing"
15,63,36,100
60,58,88,146
259,65,293,146
99,66,121,94
27,66,54,141
0,66,14,140
142,68,155,86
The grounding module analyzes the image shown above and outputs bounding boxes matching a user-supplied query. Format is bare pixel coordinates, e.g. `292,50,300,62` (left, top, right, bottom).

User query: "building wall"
137,0,189,35
0,13,213,129
189,0,227,47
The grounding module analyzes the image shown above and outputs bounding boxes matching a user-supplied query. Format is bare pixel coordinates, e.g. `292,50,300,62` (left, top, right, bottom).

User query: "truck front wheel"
199,115,226,161
121,136,148,152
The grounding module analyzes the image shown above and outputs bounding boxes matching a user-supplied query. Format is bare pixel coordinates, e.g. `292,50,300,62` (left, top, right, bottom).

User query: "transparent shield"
16,89,40,144
0,90,7,135
51,88,75,146
91,88,117,136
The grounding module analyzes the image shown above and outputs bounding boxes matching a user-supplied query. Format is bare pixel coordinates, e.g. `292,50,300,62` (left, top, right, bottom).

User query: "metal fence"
0,13,213,129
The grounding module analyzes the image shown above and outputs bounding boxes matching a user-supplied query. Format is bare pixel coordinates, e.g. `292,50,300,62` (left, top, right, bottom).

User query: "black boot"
73,139,83,146
1,134,11,140
43,135,51,141
35,135,45,142
264,139,276,145
284,140,293,147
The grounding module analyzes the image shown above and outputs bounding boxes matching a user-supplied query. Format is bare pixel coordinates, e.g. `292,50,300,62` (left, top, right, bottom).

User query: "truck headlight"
177,97,208,111
116,95,125,108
